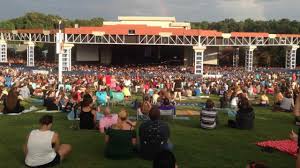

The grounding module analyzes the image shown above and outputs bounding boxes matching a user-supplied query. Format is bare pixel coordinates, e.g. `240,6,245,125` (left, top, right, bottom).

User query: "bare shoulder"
92,109,97,115
52,132,59,140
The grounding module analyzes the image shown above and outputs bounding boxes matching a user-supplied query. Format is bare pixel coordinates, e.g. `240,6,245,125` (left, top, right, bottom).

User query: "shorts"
26,153,61,168
175,88,181,92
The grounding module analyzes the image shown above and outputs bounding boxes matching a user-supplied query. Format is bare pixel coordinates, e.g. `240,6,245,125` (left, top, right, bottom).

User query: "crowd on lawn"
2,63,300,168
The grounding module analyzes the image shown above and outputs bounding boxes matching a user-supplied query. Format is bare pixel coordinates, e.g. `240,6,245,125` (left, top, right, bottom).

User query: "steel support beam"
0,40,7,63
233,48,239,67
285,45,299,69
245,46,256,72
25,41,35,67
61,43,74,71
193,45,206,75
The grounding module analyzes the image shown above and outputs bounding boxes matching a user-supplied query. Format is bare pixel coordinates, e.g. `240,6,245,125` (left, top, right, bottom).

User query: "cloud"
0,0,299,21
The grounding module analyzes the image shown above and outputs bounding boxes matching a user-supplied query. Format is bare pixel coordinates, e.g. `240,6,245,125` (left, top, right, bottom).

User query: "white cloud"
0,0,299,21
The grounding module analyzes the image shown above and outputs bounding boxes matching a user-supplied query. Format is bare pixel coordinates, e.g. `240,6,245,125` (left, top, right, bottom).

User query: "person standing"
173,77,182,102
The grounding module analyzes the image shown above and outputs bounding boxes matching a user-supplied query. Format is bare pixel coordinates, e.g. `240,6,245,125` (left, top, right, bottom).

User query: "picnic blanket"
176,102,205,107
35,109,61,113
0,106,38,115
67,111,104,121
256,139,298,157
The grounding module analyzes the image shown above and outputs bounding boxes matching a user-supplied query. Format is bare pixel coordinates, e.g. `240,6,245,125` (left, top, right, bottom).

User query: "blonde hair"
114,109,128,129
118,109,128,121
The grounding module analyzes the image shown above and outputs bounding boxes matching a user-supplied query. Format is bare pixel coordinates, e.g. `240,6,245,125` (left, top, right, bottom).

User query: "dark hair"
206,99,214,109
82,94,93,107
39,115,53,125
153,150,176,168
248,161,268,168
162,98,170,106
47,90,55,97
238,97,251,109
144,95,150,101
5,87,18,112
285,90,293,98
149,106,160,121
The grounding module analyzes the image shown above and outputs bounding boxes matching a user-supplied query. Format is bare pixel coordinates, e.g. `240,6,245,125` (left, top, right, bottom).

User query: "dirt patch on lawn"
176,109,200,116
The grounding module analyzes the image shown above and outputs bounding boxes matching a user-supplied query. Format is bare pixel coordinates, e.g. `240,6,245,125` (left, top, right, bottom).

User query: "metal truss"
285,46,299,69
27,44,35,67
0,42,7,63
193,46,206,75
245,46,256,72
0,32,53,43
62,48,72,71
232,48,239,67
1,31,300,47
64,34,300,46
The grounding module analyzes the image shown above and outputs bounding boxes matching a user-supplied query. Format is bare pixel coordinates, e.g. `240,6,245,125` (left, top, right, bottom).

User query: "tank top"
25,130,56,167
80,108,95,129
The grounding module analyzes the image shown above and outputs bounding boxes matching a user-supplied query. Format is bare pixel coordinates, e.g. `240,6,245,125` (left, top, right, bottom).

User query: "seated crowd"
2,63,300,167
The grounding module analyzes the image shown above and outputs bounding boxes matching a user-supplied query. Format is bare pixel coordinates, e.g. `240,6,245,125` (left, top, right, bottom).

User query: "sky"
1,0,300,21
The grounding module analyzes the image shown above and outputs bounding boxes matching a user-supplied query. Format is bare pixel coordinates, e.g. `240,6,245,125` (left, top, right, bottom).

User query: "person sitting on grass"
294,94,300,125
3,87,24,114
185,87,192,97
99,107,118,133
159,98,176,117
274,88,284,105
272,87,284,111
104,109,137,159
230,92,239,111
24,115,72,168
122,85,131,99
228,97,255,130
200,99,217,129
152,90,160,105
219,91,229,108
44,90,61,111
79,94,97,130
138,95,152,120
153,150,178,168
139,106,171,160
19,82,31,99
279,91,294,112
259,91,269,106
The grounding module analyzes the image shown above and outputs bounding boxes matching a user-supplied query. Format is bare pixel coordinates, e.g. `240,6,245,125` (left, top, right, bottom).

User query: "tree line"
191,18,300,34
0,12,103,29
1,12,300,66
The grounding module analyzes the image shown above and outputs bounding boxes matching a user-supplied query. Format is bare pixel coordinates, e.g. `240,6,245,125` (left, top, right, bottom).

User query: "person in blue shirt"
5,75,12,88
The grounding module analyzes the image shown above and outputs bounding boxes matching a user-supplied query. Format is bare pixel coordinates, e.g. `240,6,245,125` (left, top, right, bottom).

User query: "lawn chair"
96,91,108,106
109,91,125,106
159,106,176,120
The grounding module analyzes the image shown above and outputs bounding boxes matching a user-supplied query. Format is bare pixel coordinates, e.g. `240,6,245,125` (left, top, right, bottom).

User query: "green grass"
0,95,297,168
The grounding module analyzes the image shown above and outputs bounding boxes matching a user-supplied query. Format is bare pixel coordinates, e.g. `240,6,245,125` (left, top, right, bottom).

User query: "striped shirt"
200,108,217,129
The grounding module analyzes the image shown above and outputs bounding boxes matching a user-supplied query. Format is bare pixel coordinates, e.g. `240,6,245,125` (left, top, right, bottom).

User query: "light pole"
56,20,63,84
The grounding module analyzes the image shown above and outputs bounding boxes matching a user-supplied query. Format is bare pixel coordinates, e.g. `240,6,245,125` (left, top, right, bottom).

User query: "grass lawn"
0,95,297,168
